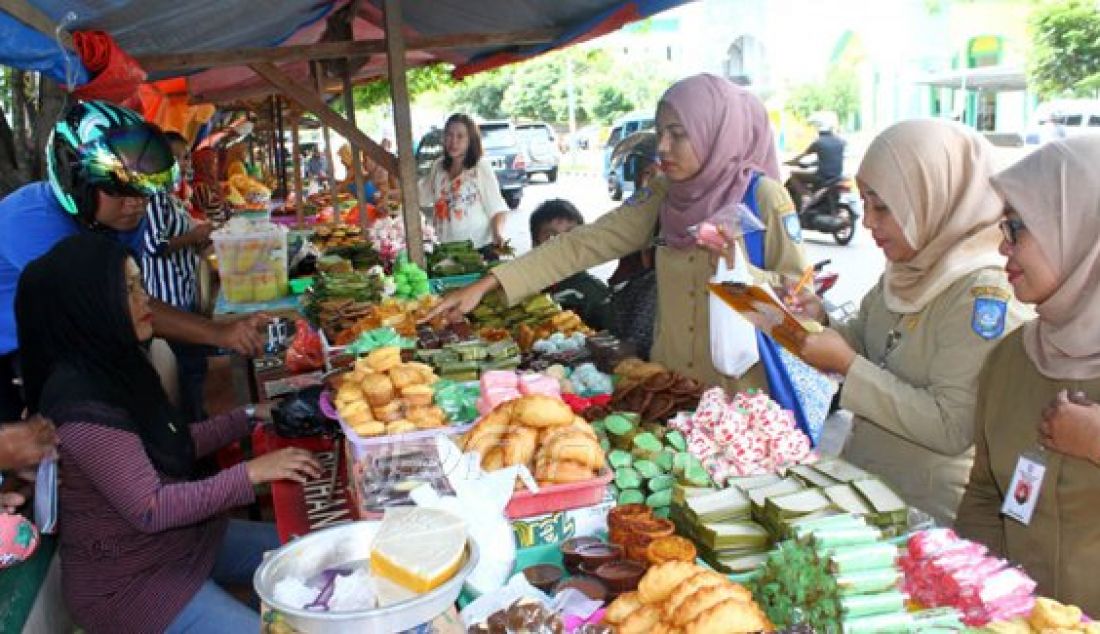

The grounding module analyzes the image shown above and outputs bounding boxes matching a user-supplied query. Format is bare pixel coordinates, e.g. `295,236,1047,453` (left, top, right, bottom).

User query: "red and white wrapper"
725,431,767,466
702,455,733,484
687,430,719,459
668,412,694,434
710,409,748,443
769,430,811,465
691,399,726,431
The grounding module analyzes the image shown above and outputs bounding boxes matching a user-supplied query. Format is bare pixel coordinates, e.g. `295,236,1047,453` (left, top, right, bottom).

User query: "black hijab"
16,233,195,479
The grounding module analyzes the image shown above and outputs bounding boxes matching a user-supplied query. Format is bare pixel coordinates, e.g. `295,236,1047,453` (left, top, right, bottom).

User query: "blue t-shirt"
0,182,147,354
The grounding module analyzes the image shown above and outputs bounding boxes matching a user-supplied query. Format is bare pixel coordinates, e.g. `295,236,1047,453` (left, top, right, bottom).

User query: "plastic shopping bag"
709,244,759,377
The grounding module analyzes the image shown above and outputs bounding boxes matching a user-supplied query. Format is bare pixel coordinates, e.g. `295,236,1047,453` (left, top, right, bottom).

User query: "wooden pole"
289,111,304,229
340,67,369,231
311,62,340,227
250,62,398,175
383,0,424,267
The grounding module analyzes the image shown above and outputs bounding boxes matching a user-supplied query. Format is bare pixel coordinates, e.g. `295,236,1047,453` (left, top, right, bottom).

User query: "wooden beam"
249,61,398,176
340,66,368,230
310,61,340,227
289,112,304,228
384,0,424,267
136,29,559,73
0,0,74,50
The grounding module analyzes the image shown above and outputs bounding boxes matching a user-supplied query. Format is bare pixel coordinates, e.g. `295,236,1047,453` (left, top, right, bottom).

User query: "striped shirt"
56,404,254,633
141,192,198,310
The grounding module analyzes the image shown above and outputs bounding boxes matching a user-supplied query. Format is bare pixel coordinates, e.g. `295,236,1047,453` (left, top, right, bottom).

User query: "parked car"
414,121,526,210
603,112,655,200
516,122,561,182
478,121,527,209
1024,99,1100,145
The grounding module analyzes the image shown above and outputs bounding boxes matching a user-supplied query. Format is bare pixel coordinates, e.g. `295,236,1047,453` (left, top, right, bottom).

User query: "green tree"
786,66,860,126
342,64,455,114
587,84,635,123
448,67,513,120
1030,0,1100,98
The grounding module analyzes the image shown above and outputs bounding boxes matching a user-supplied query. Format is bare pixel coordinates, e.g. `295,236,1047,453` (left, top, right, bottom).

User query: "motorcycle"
784,158,861,246
812,259,857,323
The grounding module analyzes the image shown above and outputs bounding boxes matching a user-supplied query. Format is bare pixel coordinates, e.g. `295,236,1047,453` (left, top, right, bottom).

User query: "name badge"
1001,449,1046,525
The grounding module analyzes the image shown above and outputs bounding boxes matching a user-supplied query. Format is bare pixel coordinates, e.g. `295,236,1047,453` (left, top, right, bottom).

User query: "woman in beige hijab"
956,136,1100,612
795,119,1028,524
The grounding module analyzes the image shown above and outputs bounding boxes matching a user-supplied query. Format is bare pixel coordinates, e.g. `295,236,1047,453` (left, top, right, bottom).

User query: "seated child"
529,199,613,332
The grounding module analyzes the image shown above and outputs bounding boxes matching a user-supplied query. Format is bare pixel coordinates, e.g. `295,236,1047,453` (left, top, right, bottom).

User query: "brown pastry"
385,420,417,436
662,572,735,623
671,585,737,627
637,561,698,605
502,425,539,467
534,459,595,484
389,365,424,389
513,395,573,428
400,384,434,407
361,374,395,407
372,401,403,422
365,346,402,373
682,599,771,634
540,432,605,470
352,421,386,437
482,447,505,471
617,605,661,634
604,591,643,625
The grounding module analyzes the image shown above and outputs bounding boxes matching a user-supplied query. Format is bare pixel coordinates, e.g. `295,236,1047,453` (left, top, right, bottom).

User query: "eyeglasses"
999,218,1027,245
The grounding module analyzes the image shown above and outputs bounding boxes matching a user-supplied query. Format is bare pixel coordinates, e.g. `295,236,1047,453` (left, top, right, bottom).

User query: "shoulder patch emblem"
624,187,653,207
972,295,1008,340
782,213,803,244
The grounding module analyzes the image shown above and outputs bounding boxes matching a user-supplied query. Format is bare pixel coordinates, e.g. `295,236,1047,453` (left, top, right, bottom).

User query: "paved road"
497,173,885,309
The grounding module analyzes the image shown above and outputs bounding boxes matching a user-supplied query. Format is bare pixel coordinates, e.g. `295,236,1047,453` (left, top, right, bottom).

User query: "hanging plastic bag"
688,201,766,263
709,243,759,377
285,319,323,373
71,31,146,104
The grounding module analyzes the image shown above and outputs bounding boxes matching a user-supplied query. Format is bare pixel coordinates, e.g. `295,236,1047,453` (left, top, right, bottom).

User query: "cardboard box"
510,491,614,548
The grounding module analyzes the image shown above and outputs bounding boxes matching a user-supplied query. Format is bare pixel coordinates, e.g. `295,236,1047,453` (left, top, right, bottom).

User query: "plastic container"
505,470,614,520
320,390,472,463
254,520,479,634
212,221,289,304
428,272,483,295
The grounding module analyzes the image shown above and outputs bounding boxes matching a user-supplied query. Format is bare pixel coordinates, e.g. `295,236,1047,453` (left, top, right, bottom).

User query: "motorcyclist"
785,112,846,209
0,100,267,419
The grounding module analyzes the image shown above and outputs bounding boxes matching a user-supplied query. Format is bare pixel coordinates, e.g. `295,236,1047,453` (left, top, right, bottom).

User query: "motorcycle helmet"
46,100,179,224
808,111,838,134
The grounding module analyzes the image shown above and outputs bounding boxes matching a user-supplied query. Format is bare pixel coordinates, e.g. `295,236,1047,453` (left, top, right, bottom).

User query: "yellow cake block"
369,507,466,593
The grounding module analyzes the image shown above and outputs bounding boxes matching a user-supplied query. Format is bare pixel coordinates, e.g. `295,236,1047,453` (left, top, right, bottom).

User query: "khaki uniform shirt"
835,268,1028,525
492,176,807,392
956,329,1100,614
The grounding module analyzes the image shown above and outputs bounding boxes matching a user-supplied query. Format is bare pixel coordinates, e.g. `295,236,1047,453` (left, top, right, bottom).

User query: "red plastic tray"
505,469,613,520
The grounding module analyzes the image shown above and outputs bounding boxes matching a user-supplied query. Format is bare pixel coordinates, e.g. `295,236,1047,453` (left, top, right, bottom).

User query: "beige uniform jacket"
492,175,807,392
835,268,1027,525
956,329,1100,614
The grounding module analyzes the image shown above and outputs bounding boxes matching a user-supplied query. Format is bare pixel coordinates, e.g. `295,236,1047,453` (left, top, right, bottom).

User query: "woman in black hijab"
16,233,320,633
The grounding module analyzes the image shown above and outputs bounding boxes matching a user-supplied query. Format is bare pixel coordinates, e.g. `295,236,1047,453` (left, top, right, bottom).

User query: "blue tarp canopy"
3,0,689,102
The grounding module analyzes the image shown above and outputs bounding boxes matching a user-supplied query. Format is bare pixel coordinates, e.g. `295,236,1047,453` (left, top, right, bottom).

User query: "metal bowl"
254,520,478,633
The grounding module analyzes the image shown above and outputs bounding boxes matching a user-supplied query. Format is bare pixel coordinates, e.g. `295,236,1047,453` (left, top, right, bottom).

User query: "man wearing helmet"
0,100,266,419
785,111,846,209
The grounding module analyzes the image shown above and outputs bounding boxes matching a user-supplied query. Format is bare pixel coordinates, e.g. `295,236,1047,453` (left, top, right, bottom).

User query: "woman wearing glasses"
956,136,1100,612
792,120,1029,525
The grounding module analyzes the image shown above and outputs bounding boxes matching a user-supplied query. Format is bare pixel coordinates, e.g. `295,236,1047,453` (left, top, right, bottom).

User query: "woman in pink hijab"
430,73,809,399
956,136,1100,612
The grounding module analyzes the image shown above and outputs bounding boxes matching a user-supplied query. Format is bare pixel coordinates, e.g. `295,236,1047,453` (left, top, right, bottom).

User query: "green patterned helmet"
46,100,179,220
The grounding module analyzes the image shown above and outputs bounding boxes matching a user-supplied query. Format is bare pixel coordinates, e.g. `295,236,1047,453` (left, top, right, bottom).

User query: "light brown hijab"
993,136,1100,380
857,120,1004,313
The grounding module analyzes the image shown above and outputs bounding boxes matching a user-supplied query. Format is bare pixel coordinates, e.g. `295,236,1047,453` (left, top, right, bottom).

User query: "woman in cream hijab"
795,119,1029,524
956,136,1100,611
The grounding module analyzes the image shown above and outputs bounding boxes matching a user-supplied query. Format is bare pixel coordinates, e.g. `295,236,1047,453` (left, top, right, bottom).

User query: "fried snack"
400,384,434,407
407,405,446,429
672,585,740,628
383,420,415,435
464,411,510,455
637,561,699,605
352,421,386,437
365,346,402,373
604,592,643,625
372,401,403,422
388,365,424,389
617,605,661,634
513,395,574,428
647,535,698,566
540,432,606,470
482,447,505,471
335,383,364,404
535,459,595,484
1030,598,1084,631
502,425,539,467
662,571,739,620
682,599,771,634
338,399,370,420
360,374,395,407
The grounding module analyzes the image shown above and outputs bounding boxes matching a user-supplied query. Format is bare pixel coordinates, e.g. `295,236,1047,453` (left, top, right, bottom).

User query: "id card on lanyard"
1001,446,1047,525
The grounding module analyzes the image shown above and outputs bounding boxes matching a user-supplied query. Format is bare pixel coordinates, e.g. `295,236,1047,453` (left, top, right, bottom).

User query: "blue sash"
740,174,816,444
